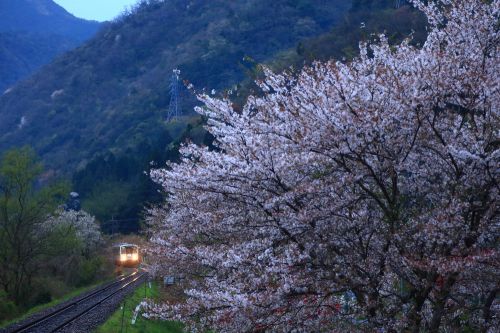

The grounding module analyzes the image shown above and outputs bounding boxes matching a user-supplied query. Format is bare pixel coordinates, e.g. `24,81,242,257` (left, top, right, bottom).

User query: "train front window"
120,246,139,261
120,246,136,254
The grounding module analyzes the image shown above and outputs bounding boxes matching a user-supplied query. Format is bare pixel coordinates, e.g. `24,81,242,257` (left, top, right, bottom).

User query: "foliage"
96,282,183,333
74,0,424,231
0,0,99,40
76,256,105,287
0,147,107,321
146,1,499,331
0,32,79,93
72,116,210,230
39,209,105,287
0,1,427,232
44,209,102,255
0,278,113,328
232,0,428,109
0,0,350,174
0,146,67,305
0,290,18,324
0,0,100,92
284,0,427,65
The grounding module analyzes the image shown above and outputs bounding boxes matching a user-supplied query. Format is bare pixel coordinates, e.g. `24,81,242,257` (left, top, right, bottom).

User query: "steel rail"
50,273,145,332
11,272,139,333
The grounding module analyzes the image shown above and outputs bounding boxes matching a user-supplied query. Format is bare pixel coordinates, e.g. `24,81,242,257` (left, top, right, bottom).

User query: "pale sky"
54,0,140,22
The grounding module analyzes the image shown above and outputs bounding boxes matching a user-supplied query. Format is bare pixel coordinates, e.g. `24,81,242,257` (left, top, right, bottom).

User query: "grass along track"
0,279,114,329
2,272,144,333
96,280,183,333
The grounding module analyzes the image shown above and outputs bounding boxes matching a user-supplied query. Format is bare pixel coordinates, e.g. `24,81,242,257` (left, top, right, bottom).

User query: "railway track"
5,271,145,333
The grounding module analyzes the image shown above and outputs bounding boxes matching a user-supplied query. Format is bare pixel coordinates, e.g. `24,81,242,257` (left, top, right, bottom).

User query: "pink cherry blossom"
146,1,499,331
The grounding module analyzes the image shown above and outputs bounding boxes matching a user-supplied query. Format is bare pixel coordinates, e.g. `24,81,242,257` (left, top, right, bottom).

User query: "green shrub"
77,256,103,287
0,290,18,322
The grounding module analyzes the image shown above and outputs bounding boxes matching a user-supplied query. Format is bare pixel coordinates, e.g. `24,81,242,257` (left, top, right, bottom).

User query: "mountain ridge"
0,0,99,39
0,0,101,91
0,0,351,173
0,0,427,229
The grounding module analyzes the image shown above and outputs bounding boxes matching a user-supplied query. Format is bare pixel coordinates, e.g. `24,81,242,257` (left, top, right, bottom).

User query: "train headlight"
120,254,127,261
132,253,138,261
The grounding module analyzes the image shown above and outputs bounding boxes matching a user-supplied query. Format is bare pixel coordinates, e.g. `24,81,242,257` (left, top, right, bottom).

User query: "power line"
102,216,142,234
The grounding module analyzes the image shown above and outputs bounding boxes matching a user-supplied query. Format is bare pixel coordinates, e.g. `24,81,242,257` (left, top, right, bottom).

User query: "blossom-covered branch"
147,1,499,331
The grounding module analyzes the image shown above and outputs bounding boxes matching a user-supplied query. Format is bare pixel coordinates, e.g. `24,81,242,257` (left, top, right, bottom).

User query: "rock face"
0,0,100,91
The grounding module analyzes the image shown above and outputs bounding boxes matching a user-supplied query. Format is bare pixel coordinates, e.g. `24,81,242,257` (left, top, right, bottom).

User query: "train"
113,243,141,268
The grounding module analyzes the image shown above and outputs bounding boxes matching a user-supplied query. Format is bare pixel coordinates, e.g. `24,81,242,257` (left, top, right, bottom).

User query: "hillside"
234,0,427,104
0,32,81,92
278,0,427,65
0,0,99,39
0,0,100,91
0,0,427,230
0,0,350,172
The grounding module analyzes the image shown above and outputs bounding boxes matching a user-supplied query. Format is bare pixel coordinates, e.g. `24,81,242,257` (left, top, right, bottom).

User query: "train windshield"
121,246,138,254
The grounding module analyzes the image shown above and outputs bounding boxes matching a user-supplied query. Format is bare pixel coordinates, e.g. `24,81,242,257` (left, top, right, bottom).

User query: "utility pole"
166,69,181,122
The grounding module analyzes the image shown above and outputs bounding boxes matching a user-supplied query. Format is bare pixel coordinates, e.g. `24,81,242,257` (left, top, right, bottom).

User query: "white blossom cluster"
146,1,499,331
45,209,102,253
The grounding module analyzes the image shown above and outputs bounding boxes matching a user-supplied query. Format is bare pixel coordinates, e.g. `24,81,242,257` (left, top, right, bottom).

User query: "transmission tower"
394,0,404,8
166,69,181,122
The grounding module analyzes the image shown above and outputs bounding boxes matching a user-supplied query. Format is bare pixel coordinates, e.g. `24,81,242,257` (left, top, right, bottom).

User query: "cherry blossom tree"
146,1,499,331
44,209,102,254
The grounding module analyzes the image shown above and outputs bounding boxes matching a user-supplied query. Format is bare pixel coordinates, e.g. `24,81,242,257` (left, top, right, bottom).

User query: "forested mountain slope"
0,0,99,39
235,0,427,106
72,0,426,230
0,0,427,230
0,0,350,173
278,0,427,65
0,0,100,91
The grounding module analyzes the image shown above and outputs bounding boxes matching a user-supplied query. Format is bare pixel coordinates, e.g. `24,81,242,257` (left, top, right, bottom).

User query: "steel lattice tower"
166,69,181,122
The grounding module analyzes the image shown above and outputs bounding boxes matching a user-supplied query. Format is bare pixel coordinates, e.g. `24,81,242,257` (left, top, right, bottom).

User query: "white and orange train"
113,243,141,268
